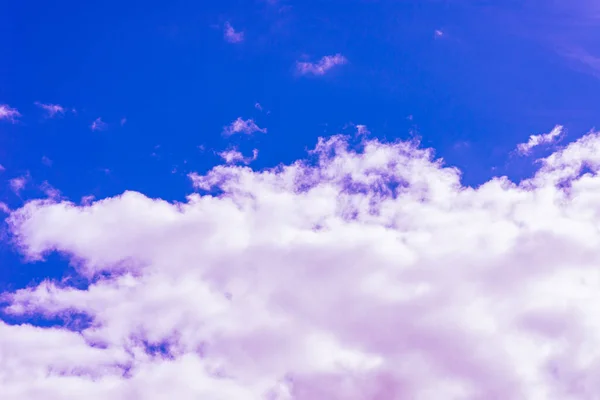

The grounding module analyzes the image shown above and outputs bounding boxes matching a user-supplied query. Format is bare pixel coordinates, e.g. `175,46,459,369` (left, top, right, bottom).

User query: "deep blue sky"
2,0,600,292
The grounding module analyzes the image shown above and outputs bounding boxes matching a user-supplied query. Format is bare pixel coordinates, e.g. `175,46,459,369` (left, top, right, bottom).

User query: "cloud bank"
4,130,600,398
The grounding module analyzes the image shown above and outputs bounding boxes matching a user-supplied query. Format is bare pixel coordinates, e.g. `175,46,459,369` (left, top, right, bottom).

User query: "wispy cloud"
355,124,370,136
223,117,266,136
9,175,28,195
0,104,21,123
34,102,66,118
296,54,347,76
224,22,244,43
434,29,444,38
218,148,258,165
516,125,564,155
90,118,107,131
41,156,53,167
120,117,127,126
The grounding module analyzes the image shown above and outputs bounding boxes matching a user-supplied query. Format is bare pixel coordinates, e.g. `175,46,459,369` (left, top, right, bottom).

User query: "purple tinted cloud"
224,22,244,43
0,104,21,122
222,117,266,136
90,118,107,131
296,54,347,76
5,130,600,397
34,102,66,118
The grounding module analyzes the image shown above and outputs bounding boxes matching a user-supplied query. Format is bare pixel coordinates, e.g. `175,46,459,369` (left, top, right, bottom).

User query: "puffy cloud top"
4,132,600,398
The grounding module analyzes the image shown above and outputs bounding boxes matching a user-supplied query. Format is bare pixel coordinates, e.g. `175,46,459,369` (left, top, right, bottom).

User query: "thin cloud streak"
516,125,564,155
34,102,66,118
296,54,347,76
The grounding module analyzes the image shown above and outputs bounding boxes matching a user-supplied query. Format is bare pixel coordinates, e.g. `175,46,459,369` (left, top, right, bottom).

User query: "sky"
4,0,600,398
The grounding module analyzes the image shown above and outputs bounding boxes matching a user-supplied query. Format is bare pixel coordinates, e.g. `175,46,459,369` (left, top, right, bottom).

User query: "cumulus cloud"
224,22,244,43
296,54,347,76
223,117,267,136
0,104,21,122
7,130,600,398
34,102,66,118
91,118,107,131
218,148,259,165
517,125,564,155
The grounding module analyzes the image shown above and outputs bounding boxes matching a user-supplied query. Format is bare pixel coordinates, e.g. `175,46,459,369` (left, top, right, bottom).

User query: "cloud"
0,104,21,122
34,102,66,118
218,148,258,165
9,175,28,195
355,124,370,136
296,54,347,76
41,156,53,167
516,124,564,155
255,102,263,111
120,118,127,126
90,118,107,131
434,29,444,38
222,117,267,136
224,22,244,43
9,130,600,397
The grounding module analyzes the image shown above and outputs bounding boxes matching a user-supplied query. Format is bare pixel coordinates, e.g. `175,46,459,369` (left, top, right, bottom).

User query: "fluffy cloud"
223,117,267,136
517,125,564,155
0,104,21,122
296,54,347,76
5,130,600,398
218,148,258,165
224,22,244,44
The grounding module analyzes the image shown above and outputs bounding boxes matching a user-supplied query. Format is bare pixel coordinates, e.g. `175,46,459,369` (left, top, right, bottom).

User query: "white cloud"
224,22,244,43
34,102,66,118
218,148,258,165
0,104,21,122
8,130,600,397
91,118,107,131
434,29,444,38
223,117,267,136
517,125,564,155
296,54,347,76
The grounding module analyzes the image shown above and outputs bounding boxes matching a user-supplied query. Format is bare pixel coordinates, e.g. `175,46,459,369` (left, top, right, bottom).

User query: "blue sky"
6,2,600,397
4,0,599,291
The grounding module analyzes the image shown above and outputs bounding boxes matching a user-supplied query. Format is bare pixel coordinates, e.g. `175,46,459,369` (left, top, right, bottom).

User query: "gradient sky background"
3,1,600,396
